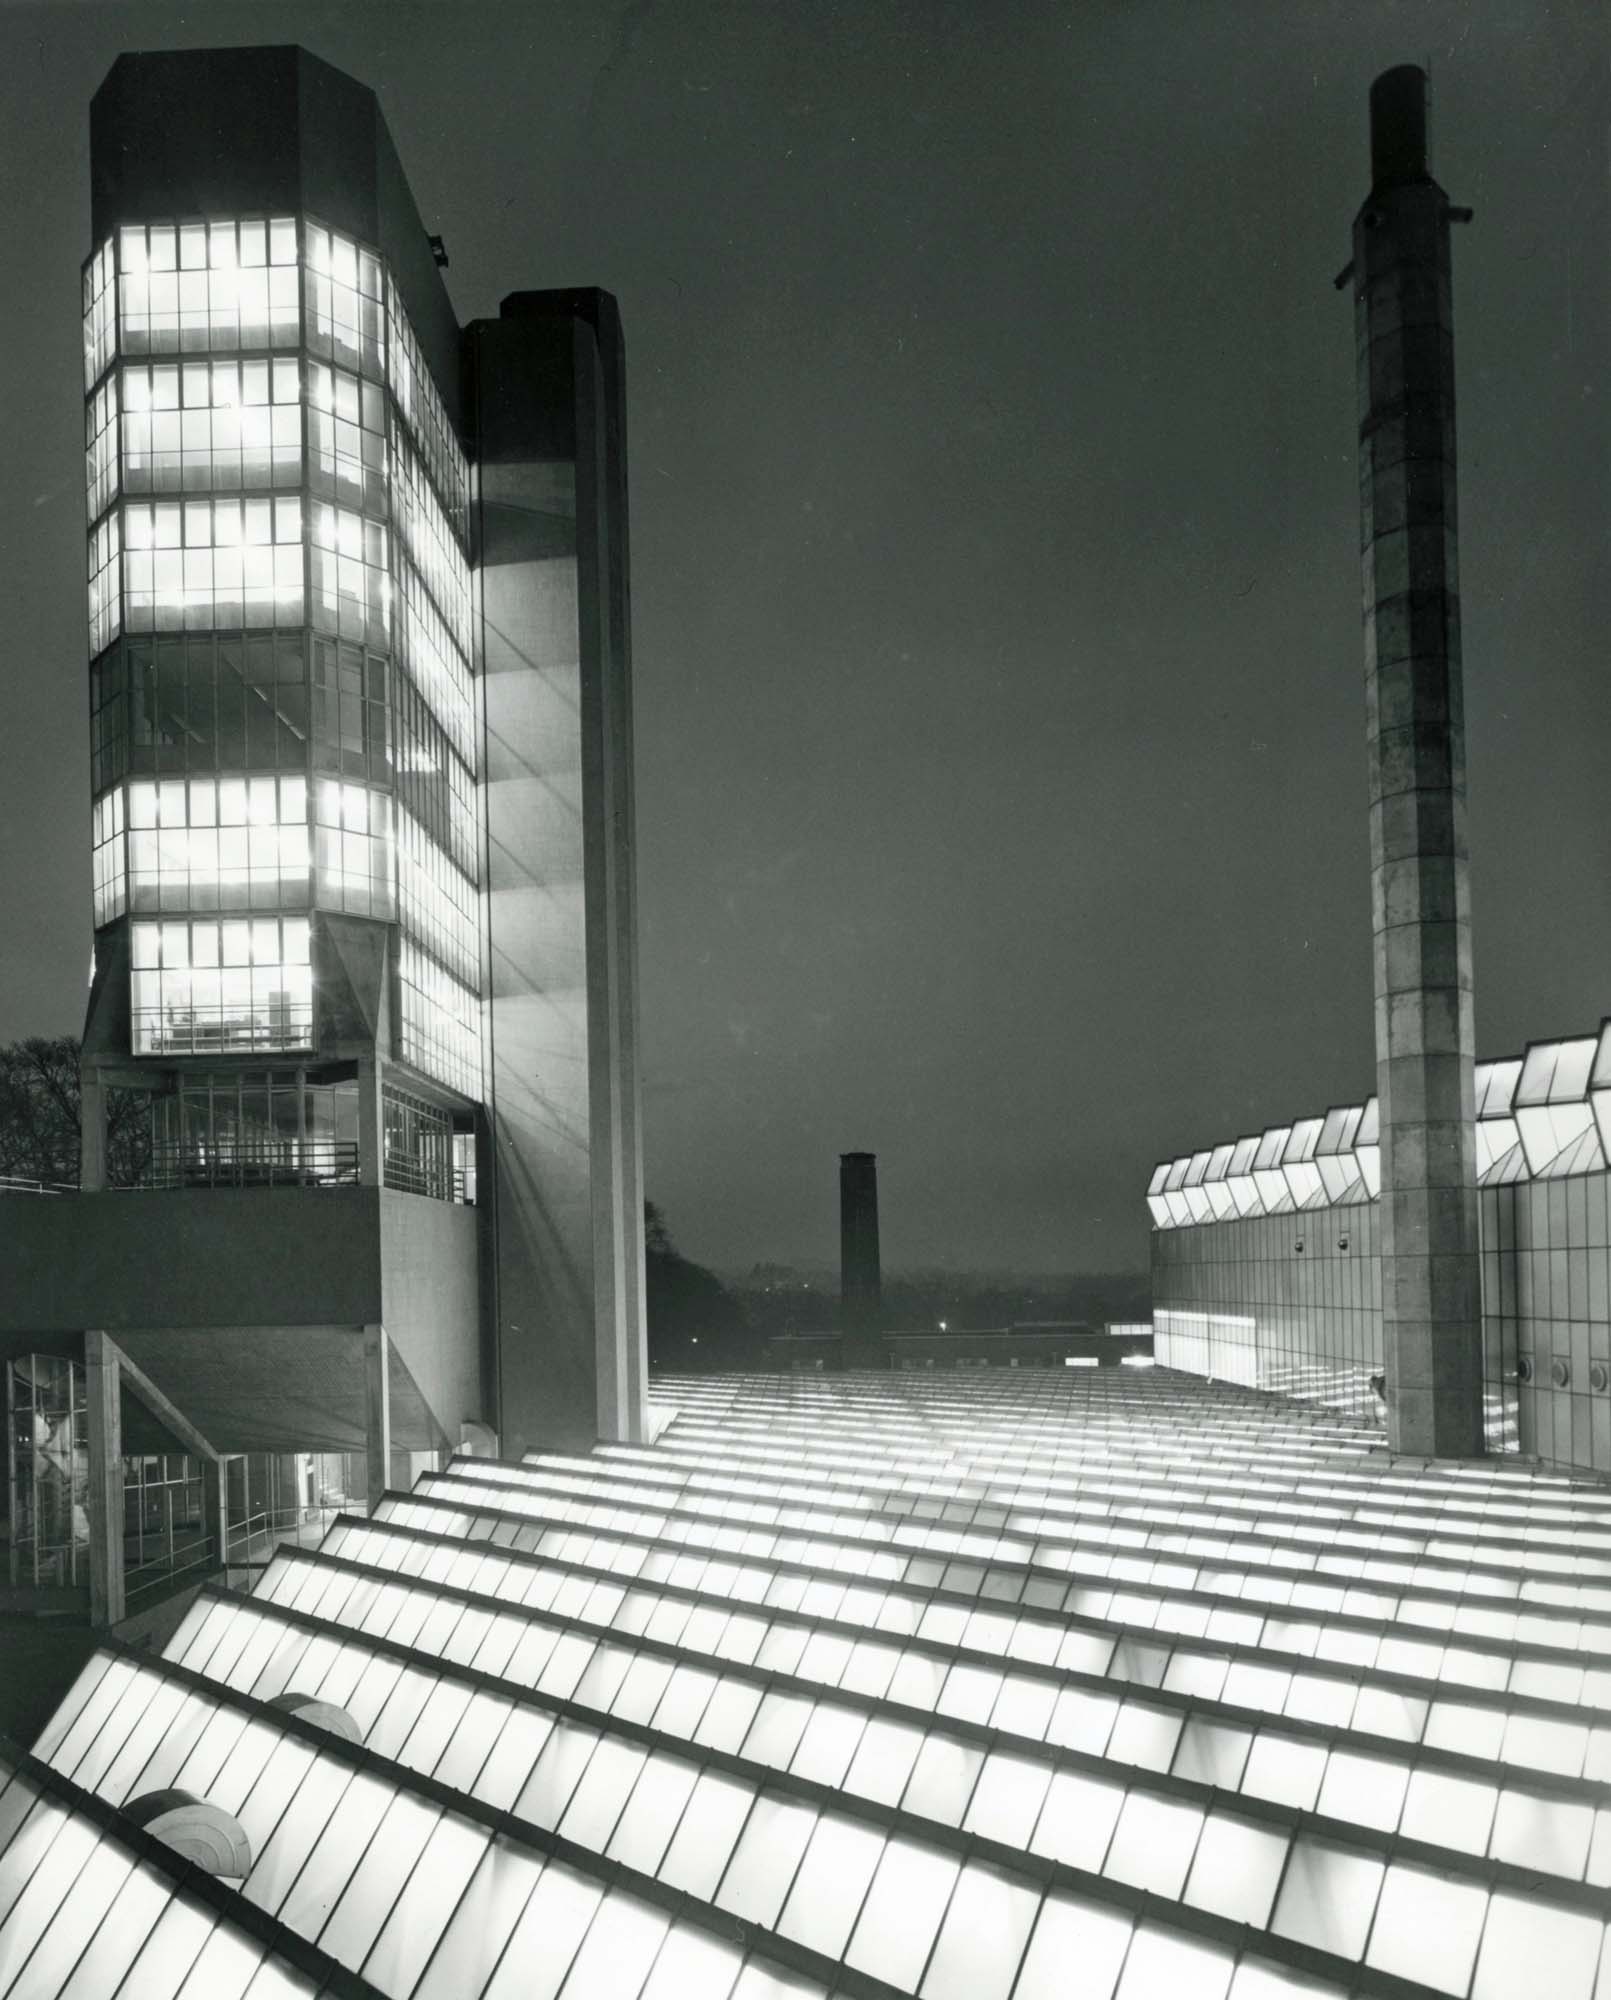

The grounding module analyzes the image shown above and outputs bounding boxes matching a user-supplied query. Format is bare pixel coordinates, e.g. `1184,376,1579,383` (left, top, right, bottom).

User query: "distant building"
3,44,645,1622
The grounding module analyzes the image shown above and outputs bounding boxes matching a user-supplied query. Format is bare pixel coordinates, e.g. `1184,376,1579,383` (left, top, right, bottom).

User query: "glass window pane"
918,1859,1040,2000
1183,1811,1289,1930
1315,1748,1408,1833
658,1771,754,1900
1365,1861,1488,1994
1471,1890,1603,2000
714,1791,816,1928
411,1836,544,2000
557,1736,646,1852
844,1835,960,1992
482,1856,602,2000
638,1922,743,2000
963,1749,1053,1848
901,1733,985,1826
1104,1789,1204,1898
842,1715,923,1806
1115,1924,1234,2000
1005,1889,1133,2000
313,1787,438,1968
1030,1767,1125,1872
605,1753,701,1877
555,1888,668,2000
1270,1838,1384,1961
1242,1732,1327,1812
776,1811,885,1960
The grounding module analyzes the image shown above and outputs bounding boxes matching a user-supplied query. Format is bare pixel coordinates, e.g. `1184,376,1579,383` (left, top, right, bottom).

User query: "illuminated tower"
1,45,646,1620
1347,66,1483,1455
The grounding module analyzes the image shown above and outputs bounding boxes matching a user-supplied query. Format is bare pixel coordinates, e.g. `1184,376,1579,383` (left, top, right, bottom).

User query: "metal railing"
383,1153,475,1205
0,1173,77,1195
125,1142,361,1191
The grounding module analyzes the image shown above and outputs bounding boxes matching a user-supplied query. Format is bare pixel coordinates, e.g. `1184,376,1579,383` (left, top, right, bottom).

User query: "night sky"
1,2,1605,1277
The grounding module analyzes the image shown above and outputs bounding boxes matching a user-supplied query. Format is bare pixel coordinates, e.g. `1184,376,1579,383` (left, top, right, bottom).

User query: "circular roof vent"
1551,1359,1571,1389
269,1692,362,1744
124,1790,252,1878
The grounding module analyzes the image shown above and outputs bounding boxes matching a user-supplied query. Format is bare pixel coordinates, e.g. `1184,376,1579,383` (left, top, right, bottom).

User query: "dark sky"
1,2,1606,1276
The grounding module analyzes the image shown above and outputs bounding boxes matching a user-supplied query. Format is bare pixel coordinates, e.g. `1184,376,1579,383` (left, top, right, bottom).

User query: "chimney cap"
1370,64,1431,187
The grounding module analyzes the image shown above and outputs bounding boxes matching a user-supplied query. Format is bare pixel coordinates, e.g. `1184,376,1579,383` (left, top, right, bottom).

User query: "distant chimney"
839,1152,882,1355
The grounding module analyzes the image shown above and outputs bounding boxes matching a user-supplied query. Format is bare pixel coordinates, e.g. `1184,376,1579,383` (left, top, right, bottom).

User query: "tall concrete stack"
839,1151,883,1360
1349,66,1483,1455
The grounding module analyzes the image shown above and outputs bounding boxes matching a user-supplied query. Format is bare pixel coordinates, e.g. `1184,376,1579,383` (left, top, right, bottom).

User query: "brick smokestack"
839,1152,883,1355
1349,65,1483,1455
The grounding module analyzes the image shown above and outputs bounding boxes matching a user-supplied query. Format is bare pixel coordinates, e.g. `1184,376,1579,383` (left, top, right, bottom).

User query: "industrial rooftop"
4,1367,1611,1998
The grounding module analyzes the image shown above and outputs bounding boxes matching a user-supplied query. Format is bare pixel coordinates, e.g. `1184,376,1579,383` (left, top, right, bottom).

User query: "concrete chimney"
839,1152,883,1356
1349,66,1483,1455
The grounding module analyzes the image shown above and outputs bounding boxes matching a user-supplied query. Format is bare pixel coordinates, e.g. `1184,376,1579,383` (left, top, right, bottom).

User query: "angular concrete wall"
469,292,646,1455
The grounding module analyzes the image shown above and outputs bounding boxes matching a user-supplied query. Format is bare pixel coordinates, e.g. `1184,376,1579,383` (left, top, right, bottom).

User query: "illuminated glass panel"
117,218,299,355
388,276,471,542
397,806,480,989
303,221,385,379
398,552,477,767
83,236,116,390
394,671,478,877
121,358,301,495
310,502,389,648
130,914,311,1054
90,786,127,927
314,779,395,919
399,937,482,1100
127,774,308,913
308,361,387,512
123,495,304,632
86,372,119,521
87,511,121,657
395,430,473,660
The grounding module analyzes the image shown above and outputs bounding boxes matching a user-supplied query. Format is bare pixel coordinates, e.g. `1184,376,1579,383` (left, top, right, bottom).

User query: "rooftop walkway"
3,1367,1611,1997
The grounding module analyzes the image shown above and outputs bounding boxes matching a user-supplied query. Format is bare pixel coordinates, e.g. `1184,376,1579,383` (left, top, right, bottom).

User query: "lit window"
127,774,309,913
129,914,311,1054
117,216,298,356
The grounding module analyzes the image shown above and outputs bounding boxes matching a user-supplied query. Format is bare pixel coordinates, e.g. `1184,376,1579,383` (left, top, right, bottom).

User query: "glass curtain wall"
83,211,485,1106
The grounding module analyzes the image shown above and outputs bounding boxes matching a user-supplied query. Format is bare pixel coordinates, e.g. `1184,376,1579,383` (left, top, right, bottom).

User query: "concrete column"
1350,66,1483,1456
363,1322,391,1515
356,1056,384,1189
80,1065,108,1192
85,1330,124,1626
840,1152,884,1363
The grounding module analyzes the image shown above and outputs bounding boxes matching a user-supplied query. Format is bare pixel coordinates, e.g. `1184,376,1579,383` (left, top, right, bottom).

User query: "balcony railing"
383,1153,475,1205
125,1141,360,1191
